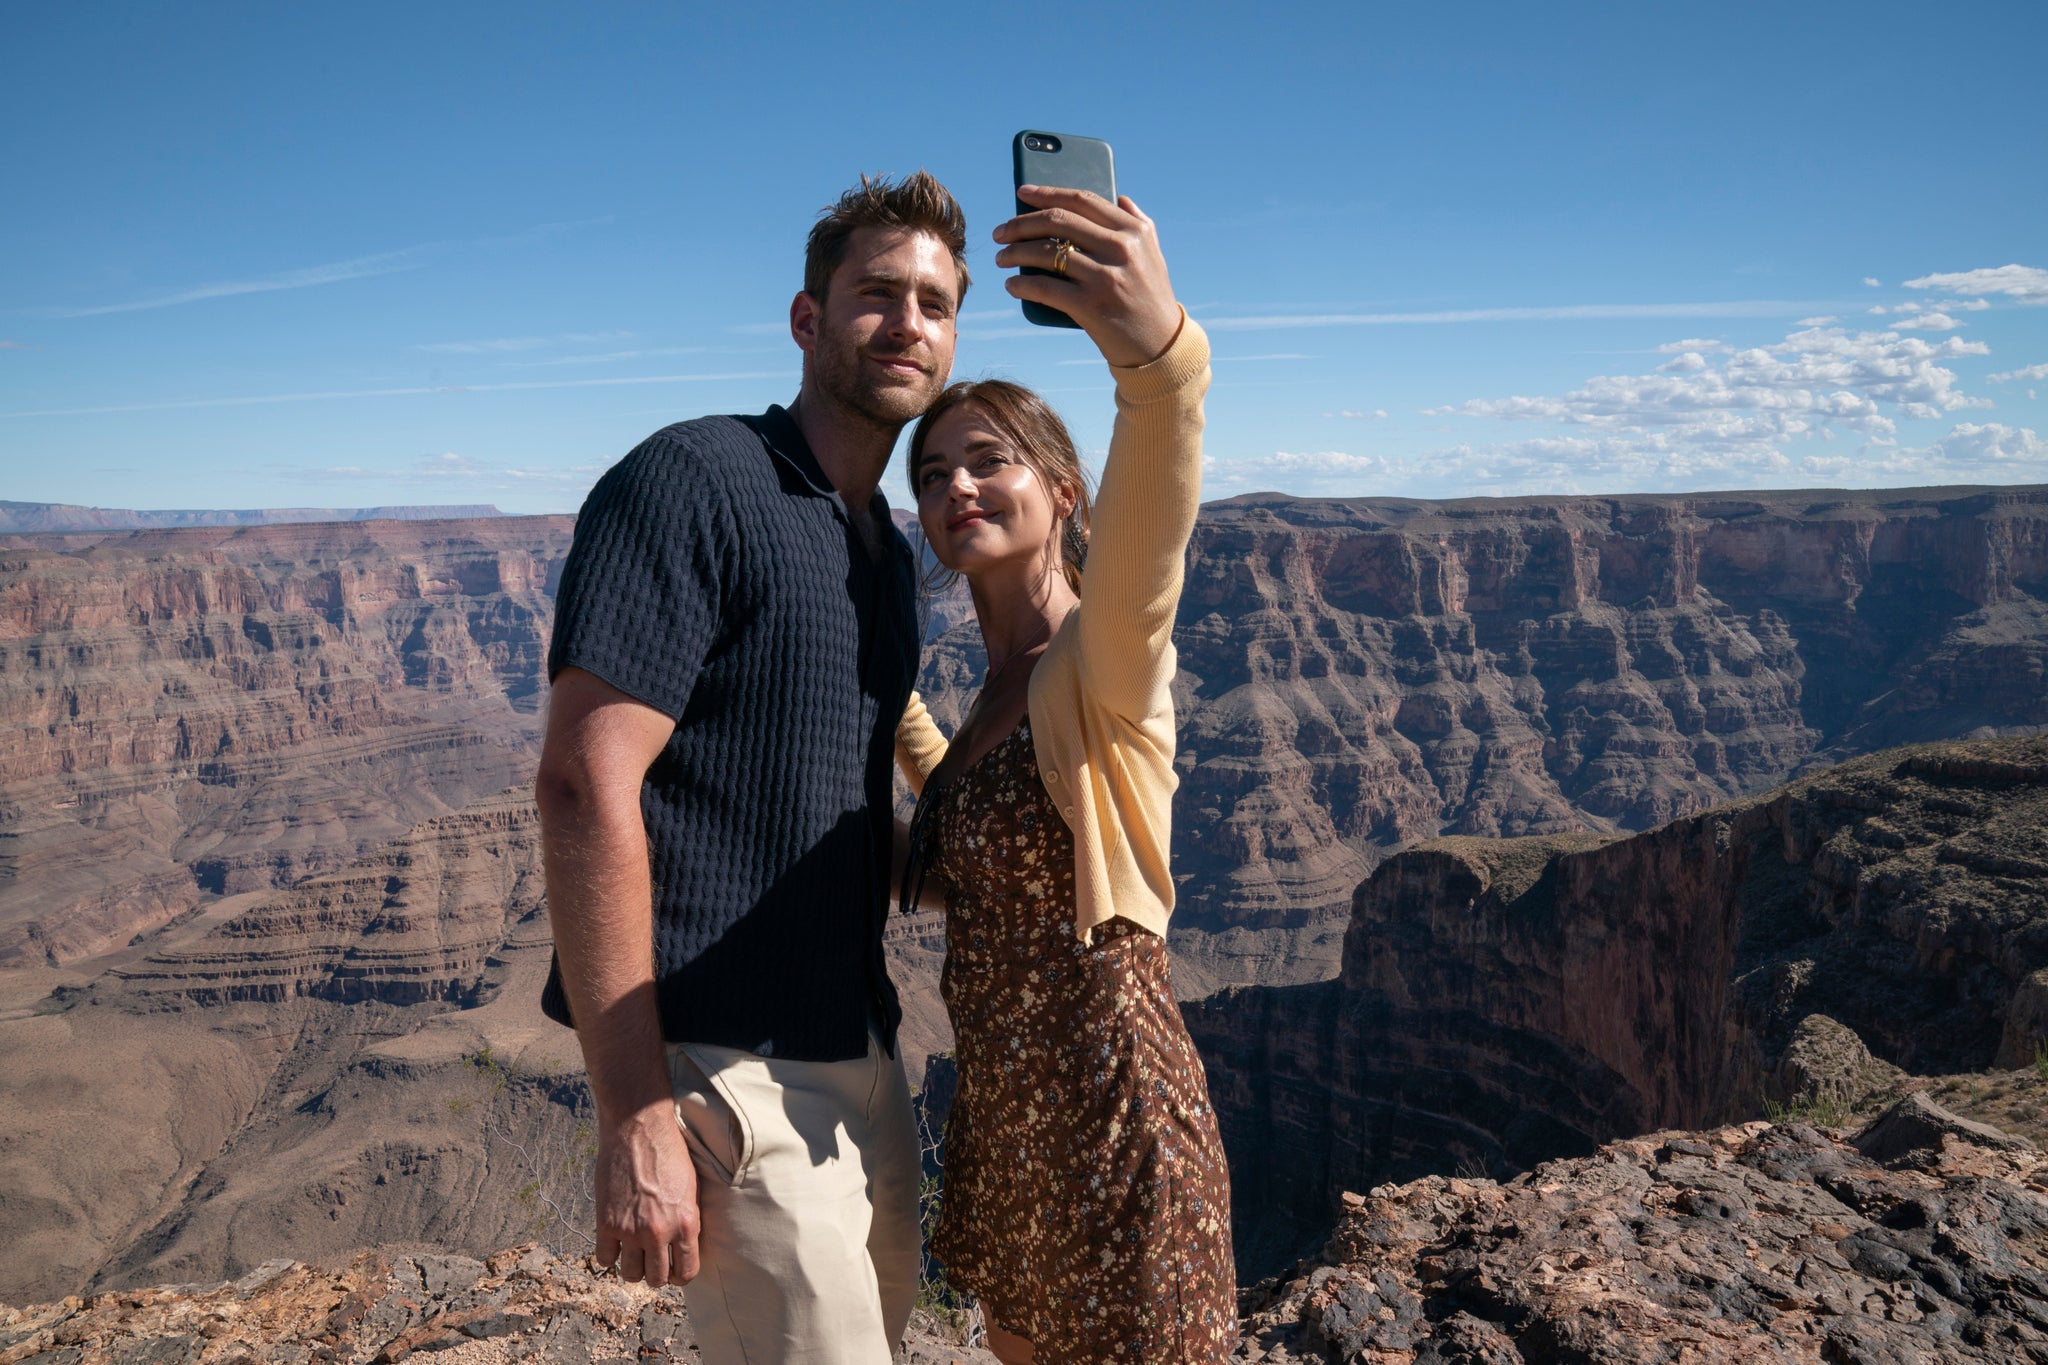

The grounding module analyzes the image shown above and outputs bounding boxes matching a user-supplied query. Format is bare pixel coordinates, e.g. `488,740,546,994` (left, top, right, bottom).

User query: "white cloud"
1443,323,1989,443
1403,316,2010,494
1796,316,1838,327
1863,278,1883,288
1916,422,2047,465
1657,338,1730,353
1201,299,1817,332
1906,264,2048,304
1889,312,1963,331
1328,288,2048,497
1323,409,1389,419
309,451,607,488
1205,448,1387,493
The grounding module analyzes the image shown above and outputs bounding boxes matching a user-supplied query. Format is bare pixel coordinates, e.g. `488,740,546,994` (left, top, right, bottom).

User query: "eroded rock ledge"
1237,1102,2048,1364
0,1246,986,1365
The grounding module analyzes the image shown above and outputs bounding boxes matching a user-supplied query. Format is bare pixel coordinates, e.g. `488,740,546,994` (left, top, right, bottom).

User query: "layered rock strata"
1187,734,2048,1268
1237,1104,2048,1364
107,787,546,1008
912,486,2048,958
0,517,572,965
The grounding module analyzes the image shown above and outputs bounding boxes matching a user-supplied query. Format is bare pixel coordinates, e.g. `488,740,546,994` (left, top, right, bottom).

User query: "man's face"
794,226,960,429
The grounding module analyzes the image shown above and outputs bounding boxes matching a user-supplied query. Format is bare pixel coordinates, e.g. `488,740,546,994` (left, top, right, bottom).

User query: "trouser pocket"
668,1043,755,1189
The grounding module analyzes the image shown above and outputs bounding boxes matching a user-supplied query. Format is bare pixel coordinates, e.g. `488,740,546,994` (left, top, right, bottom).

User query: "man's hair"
804,171,971,303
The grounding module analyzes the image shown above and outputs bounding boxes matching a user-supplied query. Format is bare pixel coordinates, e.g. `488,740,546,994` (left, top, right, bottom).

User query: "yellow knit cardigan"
894,314,1209,941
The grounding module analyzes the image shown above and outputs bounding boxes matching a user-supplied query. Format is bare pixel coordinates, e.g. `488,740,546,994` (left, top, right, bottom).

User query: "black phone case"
1012,131,1116,329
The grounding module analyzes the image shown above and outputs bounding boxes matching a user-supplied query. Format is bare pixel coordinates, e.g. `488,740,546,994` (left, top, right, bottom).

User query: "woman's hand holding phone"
995,185,1182,369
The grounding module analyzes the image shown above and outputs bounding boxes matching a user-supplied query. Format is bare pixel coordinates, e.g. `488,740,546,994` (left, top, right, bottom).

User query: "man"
533,171,967,1364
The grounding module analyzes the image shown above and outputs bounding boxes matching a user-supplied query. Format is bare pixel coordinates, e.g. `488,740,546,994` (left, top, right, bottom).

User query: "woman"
895,185,1234,1364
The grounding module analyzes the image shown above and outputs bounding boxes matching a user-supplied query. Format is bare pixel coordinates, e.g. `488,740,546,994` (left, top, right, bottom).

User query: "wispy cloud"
24,218,611,320
1055,351,1315,367
0,340,39,350
1322,409,1389,419
1427,321,1990,441
416,330,636,355
28,246,434,319
6,369,797,419
1201,299,1822,332
1990,362,2048,384
501,345,761,369
307,451,609,488
1906,264,2048,304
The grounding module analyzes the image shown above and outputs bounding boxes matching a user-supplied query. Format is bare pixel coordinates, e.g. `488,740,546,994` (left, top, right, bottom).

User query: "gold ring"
1049,238,1075,277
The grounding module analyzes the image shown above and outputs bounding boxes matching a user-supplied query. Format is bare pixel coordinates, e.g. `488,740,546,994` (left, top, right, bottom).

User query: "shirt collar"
747,403,836,500
744,404,910,557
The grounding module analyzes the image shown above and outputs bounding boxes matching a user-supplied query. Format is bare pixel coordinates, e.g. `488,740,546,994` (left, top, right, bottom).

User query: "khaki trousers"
667,1031,921,1364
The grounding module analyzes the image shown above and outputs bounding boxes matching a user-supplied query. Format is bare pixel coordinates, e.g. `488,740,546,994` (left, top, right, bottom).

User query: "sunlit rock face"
0,517,573,965
1187,734,2048,1272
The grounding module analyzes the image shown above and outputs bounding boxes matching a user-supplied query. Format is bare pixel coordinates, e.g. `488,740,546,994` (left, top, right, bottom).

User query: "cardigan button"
1045,770,1059,782
1063,805,1076,817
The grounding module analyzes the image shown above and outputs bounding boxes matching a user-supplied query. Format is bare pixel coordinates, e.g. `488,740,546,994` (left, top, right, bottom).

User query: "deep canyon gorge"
4,487,2047,1360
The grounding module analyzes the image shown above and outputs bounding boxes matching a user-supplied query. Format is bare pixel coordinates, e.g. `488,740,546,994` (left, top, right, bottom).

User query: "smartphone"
1012,130,1116,329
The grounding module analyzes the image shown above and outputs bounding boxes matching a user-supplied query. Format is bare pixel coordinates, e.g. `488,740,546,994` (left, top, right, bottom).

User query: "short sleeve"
548,431,729,721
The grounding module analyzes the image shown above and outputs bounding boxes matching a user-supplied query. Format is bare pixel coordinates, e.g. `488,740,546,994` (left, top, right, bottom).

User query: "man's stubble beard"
809,314,950,436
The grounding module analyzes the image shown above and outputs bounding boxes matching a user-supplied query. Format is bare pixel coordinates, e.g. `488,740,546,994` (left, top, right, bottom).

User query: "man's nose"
887,294,928,342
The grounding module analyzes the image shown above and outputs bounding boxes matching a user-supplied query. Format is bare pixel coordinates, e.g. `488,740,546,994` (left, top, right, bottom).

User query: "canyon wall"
916,486,2048,986
1186,733,2048,1269
5,488,2047,1299
0,517,573,966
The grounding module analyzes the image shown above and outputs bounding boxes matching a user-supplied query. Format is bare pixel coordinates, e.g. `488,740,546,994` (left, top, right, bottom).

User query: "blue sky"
4,2,2045,514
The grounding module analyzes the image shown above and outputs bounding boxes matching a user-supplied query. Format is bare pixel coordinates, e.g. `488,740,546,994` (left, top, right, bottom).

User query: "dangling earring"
1063,514,1088,568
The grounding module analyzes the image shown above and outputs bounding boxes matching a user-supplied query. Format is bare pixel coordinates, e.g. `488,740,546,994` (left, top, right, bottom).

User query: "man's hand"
535,668,695,1283
595,1103,701,1286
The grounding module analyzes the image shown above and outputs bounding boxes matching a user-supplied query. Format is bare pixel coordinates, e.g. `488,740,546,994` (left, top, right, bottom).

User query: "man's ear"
790,291,820,354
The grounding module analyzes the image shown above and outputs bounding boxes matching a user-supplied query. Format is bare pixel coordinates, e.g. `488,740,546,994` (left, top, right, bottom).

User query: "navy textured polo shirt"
539,404,918,1062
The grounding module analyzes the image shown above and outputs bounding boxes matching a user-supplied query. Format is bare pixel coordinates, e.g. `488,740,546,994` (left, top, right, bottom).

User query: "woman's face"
915,404,1073,578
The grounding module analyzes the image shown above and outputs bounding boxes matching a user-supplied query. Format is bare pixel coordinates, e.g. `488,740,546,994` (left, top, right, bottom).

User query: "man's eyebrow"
853,268,957,310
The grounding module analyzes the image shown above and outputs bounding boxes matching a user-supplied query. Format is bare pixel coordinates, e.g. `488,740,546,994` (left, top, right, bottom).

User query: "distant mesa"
0,500,507,534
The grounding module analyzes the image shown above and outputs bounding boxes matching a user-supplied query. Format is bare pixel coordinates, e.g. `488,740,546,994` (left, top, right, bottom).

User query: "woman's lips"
946,510,994,532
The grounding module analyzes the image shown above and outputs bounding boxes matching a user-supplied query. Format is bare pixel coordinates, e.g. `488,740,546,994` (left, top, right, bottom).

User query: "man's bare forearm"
539,782,674,1122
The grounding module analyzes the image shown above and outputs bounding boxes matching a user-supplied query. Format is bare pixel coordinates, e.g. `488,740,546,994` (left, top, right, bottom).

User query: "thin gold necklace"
982,615,1056,691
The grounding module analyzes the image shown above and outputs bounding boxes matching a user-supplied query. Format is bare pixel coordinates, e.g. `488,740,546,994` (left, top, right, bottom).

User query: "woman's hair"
907,380,1094,594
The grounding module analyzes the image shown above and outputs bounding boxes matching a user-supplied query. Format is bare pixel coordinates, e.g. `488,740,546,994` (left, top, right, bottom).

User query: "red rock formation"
108,787,545,1008
1170,487,2048,938
1238,1106,2048,1363
1187,734,2048,1270
0,517,572,965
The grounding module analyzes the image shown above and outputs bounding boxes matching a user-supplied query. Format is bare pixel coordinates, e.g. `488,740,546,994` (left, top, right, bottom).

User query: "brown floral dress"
909,717,1236,1363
